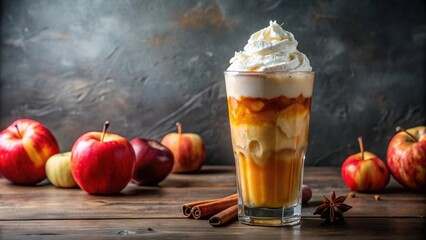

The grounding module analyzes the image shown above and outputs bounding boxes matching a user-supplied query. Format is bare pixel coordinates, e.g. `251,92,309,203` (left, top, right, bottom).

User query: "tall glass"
224,71,314,226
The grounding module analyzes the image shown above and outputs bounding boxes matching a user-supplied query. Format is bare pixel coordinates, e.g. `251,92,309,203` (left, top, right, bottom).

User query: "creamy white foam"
228,21,312,72
230,112,309,166
224,72,314,99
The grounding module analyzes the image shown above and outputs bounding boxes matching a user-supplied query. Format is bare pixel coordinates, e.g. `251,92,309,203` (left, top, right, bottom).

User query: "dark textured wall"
1,0,425,166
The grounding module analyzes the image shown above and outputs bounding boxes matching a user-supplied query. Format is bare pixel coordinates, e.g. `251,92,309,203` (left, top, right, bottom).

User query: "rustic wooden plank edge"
1,215,424,223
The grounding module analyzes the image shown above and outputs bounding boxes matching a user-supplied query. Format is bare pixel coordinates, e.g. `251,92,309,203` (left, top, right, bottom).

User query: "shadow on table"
181,166,235,175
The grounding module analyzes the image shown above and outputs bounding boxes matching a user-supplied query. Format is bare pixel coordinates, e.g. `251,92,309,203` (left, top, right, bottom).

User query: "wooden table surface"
0,166,425,239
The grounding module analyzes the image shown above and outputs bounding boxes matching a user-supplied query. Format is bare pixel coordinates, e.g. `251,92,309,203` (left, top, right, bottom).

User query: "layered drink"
224,21,314,226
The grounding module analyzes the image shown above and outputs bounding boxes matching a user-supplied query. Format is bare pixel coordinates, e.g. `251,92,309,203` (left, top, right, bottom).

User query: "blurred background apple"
161,122,205,173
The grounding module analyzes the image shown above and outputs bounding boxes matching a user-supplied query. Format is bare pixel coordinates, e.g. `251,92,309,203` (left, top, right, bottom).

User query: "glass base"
239,203,301,226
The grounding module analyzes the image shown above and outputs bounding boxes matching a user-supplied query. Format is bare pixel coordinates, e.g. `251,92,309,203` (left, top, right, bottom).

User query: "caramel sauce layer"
228,95,311,125
228,95,311,208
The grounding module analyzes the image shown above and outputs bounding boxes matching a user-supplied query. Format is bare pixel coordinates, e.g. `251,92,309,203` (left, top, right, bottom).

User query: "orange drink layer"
228,94,311,208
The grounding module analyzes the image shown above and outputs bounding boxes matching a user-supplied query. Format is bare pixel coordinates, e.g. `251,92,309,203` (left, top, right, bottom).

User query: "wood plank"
0,167,425,220
0,184,235,220
0,218,425,240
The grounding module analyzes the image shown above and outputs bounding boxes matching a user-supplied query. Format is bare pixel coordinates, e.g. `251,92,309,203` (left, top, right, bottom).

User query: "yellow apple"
161,122,206,173
45,152,77,188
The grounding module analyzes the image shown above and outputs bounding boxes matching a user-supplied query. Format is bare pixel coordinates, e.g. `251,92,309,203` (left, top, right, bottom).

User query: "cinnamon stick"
182,199,216,218
209,204,238,227
182,193,237,218
191,195,238,219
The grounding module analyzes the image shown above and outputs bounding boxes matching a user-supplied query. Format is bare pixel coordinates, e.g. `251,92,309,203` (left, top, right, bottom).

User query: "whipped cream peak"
228,21,312,72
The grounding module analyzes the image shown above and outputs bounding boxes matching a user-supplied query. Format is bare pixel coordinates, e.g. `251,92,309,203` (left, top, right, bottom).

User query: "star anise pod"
313,191,352,223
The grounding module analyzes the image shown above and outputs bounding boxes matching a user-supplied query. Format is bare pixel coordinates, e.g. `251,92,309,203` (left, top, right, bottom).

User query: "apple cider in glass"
225,71,314,226
224,21,314,226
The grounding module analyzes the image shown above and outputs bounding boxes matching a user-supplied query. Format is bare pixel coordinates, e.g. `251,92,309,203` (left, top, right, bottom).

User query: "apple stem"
15,125,22,138
358,136,364,160
101,121,110,143
396,126,418,142
176,122,182,158
176,122,182,136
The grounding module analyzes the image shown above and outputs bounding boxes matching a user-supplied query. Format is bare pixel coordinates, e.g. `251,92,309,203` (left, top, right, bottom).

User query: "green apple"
45,152,77,188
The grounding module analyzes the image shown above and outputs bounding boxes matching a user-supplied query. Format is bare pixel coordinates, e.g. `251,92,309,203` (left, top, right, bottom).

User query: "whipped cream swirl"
228,21,312,72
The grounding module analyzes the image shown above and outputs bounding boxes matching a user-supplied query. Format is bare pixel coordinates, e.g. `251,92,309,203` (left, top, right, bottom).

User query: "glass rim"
224,70,315,75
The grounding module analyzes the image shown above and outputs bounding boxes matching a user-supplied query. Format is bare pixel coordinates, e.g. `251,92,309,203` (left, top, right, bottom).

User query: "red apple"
130,138,174,185
161,122,205,173
341,137,390,192
0,119,60,185
71,122,135,195
387,126,426,191
302,184,312,204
